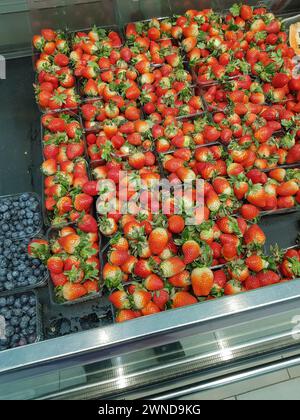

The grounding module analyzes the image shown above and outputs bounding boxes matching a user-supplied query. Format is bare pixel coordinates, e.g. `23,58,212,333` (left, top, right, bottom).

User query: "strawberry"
277,181,299,197
74,193,93,212
62,282,87,301
168,215,185,234
103,263,123,289
51,272,68,287
246,255,269,272
160,257,186,278
83,180,98,196
228,259,249,282
240,204,259,220
128,152,146,169
77,214,98,233
109,290,131,309
109,249,130,266
47,256,64,274
28,239,50,263
244,275,261,291
217,216,241,235
224,280,243,295
66,142,85,160
182,240,201,264
205,190,221,212
141,301,161,316
144,274,164,291
172,291,197,308
272,73,290,88
168,270,191,288
149,228,169,255
257,270,280,287
213,270,227,288
244,224,266,247
153,290,169,310
41,159,57,176
116,309,140,323
58,233,81,254
132,289,152,310
191,267,214,296
134,259,153,278
281,258,300,278
246,184,267,208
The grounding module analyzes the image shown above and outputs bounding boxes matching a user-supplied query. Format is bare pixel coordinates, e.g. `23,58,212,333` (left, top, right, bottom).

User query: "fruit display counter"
0,0,300,400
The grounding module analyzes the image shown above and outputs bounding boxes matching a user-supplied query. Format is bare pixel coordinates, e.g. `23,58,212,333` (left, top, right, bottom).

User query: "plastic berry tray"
0,192,43,241
46,223,104,306
0,236,49,297
0,290,43,352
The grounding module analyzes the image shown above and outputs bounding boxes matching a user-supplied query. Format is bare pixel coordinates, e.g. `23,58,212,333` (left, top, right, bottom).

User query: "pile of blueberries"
0,238,47,292
0,193,42,239
0,292,38,351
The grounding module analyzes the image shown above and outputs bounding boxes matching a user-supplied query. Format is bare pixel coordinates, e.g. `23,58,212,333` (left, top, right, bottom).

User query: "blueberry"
29,296,36,306
0,298,6,307
18,338,27,347
27,334,36,344
20,295,29,305
5,326,14,337
6,296,14,306
1,224,9,232
10,317,19,327
14,298,21,308
20,193,30,202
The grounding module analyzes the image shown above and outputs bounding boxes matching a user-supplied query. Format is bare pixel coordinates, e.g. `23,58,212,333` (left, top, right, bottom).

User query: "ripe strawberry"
281,258,300,278
244,224,266,247
244,275,261,291
116,309,140,323
51,272,68,287
168,215,185,234
240,204,259,220
41,159,57,176
149,228,169,255
47,256,64,274
213,270,227,288
141,301,161,316
205,190,221,212
77,214,98,233
153,290,170,310
134,259,153,279
58,233,81,254
109,290,131,309
66,142,85,160
257,270,280,287
62,282,87,301
144,274,164,291
277,181,299,197
103,263,123,289
191,267,214,296
182,240,201,264
224,280,243,295
160,257,186,278
168,270,191,288
246,255,269,272
246,184,267,208
172,291,197,308
74,193,93,212
28,239,49,263
132,289,152,310
109,249,130,266
217,217,241,235
128,152,146,169
272,73,289,88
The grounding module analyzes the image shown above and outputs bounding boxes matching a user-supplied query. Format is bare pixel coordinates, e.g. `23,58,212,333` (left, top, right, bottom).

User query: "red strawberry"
134,259,153,279
74,193,93,212
245,255,268,272
272,73,290,88
62,282,87,301
168,215,185,234
244,275,261,291
66,142,85,160
153,290,170,310
160,257,186,278
141,301,161,316
116,309,140,323
172,291,197,308
246,184,267,208
244,224,266,247
109,290,131,309
47,256,64,274
50,272,68,287
83,180,98,196
257,270,280,287
240,204,259,220
168,270,191,288
191,267,214,296
77,214,98,233
149,228,169,255
144,274,164,291
58,233,81,254
41,159,57,176
182,240,201,264
132,289,152,310
224,280,243,295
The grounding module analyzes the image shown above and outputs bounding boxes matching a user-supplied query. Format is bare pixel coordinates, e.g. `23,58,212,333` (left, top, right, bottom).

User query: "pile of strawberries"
33,29,79,112
30,4,300,312
28,222,101,303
